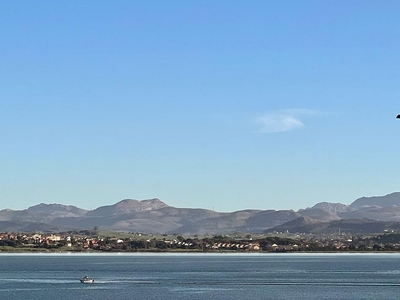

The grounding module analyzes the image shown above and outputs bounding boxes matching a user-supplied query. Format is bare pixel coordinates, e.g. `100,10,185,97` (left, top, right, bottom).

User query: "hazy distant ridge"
1,192,400,234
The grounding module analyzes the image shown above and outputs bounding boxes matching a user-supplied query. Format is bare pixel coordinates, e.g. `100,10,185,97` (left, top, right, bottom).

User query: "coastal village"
2,230,400,252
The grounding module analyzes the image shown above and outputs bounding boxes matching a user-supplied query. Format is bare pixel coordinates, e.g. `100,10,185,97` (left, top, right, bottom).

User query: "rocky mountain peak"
27,203,87,216
115,198,169,211
87,198,170,217
310,202,349,212
350,192,400,209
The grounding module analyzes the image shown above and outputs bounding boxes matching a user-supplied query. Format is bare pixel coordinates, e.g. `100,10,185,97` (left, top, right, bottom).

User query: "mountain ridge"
1,192,400,234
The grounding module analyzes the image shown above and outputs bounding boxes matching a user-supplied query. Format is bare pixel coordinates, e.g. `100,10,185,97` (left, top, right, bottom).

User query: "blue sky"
1,1,399,211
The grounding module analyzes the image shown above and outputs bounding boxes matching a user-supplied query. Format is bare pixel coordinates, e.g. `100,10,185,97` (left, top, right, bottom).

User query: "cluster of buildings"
0,232,262,252
1,231,400,252
165,240,261,251
0,232,108,249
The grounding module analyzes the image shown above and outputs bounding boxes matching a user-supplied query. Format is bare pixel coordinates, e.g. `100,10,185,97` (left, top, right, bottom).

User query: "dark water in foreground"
1,253,400,299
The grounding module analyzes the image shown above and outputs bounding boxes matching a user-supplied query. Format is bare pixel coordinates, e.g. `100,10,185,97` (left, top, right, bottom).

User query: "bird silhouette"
397,115,400,119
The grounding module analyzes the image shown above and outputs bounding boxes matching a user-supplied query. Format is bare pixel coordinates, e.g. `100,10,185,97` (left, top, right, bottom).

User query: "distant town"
2,229,400,252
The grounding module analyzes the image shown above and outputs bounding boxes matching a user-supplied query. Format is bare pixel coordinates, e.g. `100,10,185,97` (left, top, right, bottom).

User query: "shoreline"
1,250,400,255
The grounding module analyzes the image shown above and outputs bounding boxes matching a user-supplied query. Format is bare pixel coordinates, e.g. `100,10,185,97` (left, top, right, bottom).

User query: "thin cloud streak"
256,109,318,133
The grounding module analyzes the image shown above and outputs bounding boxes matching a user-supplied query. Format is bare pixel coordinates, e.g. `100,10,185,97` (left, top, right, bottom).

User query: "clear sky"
1,1,399,212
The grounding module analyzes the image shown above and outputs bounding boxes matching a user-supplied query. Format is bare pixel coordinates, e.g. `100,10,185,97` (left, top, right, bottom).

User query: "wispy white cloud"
256,109,318,133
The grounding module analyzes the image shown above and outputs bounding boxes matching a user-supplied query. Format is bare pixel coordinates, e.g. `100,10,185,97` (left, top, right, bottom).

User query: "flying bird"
397,114,400,119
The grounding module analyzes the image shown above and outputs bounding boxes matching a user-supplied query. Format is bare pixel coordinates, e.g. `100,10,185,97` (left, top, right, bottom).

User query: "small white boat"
80,276,94,283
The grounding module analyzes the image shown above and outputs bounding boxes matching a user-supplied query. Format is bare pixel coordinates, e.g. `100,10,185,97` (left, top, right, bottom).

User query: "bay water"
1,253,400,299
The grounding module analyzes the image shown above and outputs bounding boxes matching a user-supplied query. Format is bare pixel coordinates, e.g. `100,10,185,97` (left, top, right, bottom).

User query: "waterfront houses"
2,231,400,252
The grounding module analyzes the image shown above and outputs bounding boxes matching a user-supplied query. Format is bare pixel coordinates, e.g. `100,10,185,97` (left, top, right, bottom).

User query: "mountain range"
2,192,400,235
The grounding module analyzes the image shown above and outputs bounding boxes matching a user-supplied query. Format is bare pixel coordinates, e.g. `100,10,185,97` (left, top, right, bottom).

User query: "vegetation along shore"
2,230,400,253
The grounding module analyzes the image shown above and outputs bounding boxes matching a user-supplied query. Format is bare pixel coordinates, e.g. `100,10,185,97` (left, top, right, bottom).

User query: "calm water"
1,253,400,299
